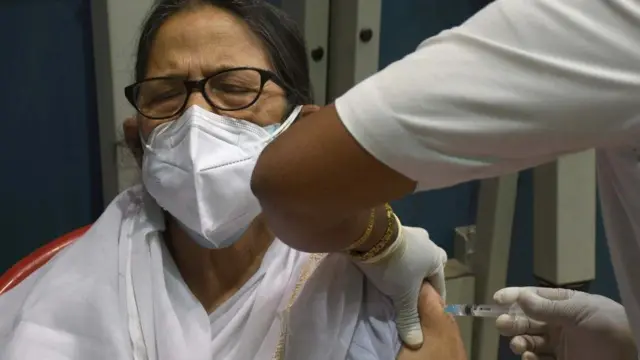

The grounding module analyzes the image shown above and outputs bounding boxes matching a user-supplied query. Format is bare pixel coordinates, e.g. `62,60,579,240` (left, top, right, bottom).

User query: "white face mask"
141,105,302,248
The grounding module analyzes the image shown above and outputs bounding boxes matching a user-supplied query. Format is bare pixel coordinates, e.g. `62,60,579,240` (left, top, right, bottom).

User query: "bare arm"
252,104,414,252
396,283,467,360
252,0,640,252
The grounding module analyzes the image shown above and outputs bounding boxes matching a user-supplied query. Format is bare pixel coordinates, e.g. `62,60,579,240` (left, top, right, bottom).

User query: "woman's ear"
299,104,321,119
123,116,143,167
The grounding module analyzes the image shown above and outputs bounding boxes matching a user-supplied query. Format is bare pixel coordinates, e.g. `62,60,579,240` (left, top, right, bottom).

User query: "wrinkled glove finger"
424,247,447,301
494,287,526,304
495,288,576,324
510,335,552,355
425,265,446,302
393,286,423,349
496,314,547,336
516,289,577,324
524,287,575,301
495,287,575,305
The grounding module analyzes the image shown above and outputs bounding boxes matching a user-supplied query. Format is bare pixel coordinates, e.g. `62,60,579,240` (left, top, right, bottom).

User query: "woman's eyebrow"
149,64,240,79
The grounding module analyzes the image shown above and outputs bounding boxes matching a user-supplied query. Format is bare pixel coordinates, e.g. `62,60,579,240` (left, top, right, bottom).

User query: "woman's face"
138,5,289,139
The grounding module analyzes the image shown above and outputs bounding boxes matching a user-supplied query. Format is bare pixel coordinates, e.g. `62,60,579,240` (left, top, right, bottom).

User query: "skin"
252,104,415,252
397,283,468,360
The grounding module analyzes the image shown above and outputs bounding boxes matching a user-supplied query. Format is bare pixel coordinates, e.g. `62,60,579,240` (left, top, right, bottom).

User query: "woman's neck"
165,215,274,314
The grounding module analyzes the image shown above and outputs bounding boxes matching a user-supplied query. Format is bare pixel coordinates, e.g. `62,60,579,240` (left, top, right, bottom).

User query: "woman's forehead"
146,6,272,78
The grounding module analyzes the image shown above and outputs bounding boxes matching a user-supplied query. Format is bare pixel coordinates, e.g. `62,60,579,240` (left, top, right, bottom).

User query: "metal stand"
469,175,518,360
280,0,330,105
533,151,596,289
326,0,382,102
91,0,154,203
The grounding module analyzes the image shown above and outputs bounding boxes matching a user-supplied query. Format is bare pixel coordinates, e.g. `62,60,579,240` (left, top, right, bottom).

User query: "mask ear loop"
138,126,152,152
266,105,303,141
139,120,175,154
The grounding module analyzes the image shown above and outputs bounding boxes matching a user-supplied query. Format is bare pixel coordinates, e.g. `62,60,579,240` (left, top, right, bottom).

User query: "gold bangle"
349,204,395,262
345,207,377,251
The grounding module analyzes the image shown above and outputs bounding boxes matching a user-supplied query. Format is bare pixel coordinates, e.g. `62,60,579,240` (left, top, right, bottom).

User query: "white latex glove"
494,287,637,360
353,223,448,348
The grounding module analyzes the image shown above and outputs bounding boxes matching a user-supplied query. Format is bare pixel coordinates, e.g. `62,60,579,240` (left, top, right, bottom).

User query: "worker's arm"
252,0,640,252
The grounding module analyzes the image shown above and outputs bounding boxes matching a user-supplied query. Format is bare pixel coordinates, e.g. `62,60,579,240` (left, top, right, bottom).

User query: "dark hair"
134,0,313,105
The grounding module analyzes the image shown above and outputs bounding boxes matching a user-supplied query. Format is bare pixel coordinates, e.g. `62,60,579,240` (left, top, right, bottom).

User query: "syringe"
444,304,525,318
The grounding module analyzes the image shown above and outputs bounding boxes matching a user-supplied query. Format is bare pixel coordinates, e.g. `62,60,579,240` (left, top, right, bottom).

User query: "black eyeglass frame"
124,66,295,120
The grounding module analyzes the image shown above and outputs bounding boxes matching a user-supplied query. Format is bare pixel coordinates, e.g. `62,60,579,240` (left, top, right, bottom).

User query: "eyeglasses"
124,67,290,120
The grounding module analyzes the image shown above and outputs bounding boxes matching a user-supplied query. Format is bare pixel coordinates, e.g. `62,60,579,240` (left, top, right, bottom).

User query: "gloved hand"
493,287,637,360
353,224,448,349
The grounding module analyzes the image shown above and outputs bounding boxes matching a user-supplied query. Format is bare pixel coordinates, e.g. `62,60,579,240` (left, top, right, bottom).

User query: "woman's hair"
135,0,313,105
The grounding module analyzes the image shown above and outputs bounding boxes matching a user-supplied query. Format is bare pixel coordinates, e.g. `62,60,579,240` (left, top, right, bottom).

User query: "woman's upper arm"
335,0,640,191
346,281,401,360
396,284,467,360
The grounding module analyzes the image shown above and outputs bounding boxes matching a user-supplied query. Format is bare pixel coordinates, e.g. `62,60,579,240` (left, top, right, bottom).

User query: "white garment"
335,0,640,351
0,186,400,360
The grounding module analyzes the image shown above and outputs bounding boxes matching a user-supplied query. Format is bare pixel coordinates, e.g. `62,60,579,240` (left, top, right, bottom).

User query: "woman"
0,1,460,359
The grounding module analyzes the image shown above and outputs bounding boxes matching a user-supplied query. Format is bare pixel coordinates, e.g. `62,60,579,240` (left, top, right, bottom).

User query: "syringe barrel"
470,304,524,317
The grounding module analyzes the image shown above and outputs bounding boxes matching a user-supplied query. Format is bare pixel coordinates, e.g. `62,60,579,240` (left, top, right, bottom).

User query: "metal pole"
533,151,597,290
91,0,154,203
326,0,381,102
281,0,331,105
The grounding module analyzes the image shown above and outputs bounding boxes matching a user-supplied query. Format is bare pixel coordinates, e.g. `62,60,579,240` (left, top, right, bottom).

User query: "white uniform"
335,0,640,350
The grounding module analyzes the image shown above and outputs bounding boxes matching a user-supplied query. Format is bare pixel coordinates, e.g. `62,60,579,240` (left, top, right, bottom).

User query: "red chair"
0,225,92,295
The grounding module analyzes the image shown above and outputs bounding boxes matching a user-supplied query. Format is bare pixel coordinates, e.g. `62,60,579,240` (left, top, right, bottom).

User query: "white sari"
0,186,400,360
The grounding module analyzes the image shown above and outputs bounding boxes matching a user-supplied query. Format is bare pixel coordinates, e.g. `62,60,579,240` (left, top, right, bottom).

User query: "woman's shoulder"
107,185,146,213
93,185,164,232
4,186,152,303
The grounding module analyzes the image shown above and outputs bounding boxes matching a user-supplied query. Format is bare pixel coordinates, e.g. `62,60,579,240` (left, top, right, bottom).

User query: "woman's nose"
185,91,217,113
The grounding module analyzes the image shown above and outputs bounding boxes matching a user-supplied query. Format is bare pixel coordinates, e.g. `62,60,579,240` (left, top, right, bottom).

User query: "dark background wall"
0,0,103,271
0,1,619,360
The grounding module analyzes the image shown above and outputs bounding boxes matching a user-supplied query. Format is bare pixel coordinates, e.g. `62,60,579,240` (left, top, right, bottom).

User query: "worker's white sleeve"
335,0,640,191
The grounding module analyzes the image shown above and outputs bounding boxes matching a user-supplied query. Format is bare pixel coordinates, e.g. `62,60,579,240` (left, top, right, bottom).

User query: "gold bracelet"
345,207,377,251
349,204,395,262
